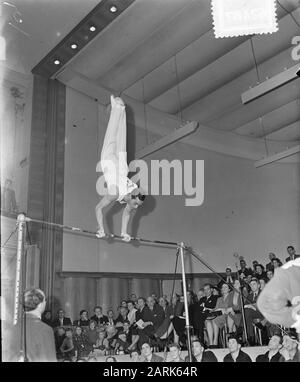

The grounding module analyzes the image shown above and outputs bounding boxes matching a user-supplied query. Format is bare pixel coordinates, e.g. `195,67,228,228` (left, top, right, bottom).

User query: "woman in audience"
60,328,76,361
259,278,266,291
41,310,53,327
127,300,137,326
115,320,132,353
86,320,98,348
228,279,244,337
55,326,66,360
206,283,234,347
73,326,92,359
266,269,274,281
106,356,117,362
129,349,141,362
272,258,283,269
73,310,90,327
116,306,129,332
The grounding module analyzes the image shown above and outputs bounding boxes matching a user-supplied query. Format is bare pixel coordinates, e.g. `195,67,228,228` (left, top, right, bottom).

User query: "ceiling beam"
254,145,300,168
56,69,295,161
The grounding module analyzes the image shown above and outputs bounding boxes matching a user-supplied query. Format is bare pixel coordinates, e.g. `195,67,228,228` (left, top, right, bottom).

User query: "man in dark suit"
191,283,218,342
185,338,218,362
146,296,165,334
136,297,156,346
256,334,282,362
52,309,72,328
244,278,264,345
266,252,276,271
141,342,163,362
223,336,252,362
90,306,109,326
285,246,300,263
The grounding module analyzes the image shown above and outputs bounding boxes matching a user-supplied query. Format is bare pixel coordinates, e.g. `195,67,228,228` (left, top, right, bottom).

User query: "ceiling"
3,0,300,161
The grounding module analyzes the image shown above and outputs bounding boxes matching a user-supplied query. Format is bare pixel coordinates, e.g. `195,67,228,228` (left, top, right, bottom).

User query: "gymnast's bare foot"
96,228,106,238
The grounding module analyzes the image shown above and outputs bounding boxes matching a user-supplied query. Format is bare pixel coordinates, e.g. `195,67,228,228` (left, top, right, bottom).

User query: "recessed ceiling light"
110,6,118,13
89,26,96,32
54,59,60,65
71,43,78,49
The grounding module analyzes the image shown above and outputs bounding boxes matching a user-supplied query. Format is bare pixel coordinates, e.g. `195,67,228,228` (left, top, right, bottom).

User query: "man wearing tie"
244,278,264,345
285,246,300,263
52,309,72,328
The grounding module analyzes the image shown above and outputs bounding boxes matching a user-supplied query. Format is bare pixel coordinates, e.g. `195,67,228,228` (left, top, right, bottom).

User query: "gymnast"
95,95,146,242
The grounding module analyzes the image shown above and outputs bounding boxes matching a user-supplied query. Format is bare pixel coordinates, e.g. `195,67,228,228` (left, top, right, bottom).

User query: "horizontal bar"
241,64,300,104
254,144,300,168
24,216,179,247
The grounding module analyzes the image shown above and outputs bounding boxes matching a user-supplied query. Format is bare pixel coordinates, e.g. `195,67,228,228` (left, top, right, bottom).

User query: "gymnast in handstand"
95,95,145,242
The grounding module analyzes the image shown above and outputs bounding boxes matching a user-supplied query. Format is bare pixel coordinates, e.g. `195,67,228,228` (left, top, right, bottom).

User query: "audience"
52,309,72,328
285,245,300,262
256,334,282,362
24,245,298,362
141,342,163,362
279,333,300,362
90,306,108,326
223,336,252,362
73,310,90,327
185,338,218,362
167,343,184,362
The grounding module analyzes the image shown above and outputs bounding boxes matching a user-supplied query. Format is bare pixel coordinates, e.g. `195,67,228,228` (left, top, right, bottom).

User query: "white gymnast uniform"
96,95,137,203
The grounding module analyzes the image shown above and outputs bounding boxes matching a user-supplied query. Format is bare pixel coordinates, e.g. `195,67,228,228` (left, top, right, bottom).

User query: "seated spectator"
256,334,282,362
93,327,107,356
223,335,252,362
155,297,173,340
60,328,76,361
206,283,234,347
90,306,108,326
224,267,234,286
255,264,267,281
227,279,244,337
41,310,53,327
244,278,265,345
285,245,300,263
127,300,137,326
151,293,158,304
106,356,117,362
266,252,276,271
129,349,141,362
212,287,220,297
197,288,205,301
105,325,119,354
55,326,66,360
238,259,253,280
130,293,138,306
279,333,300,362
259,278,266,291
184,338,217,362
146,296,165,336
272,258,283,269
115,320,133,353
107,309,116,326
192,284,218,344
73,310,90,327
167,343,184,362
52,309,72,328
86,320,98,347
266,269,274,281
252,261,259,275
141,342,163,362
116,306,129,330
120,300,128,308
135,297,156,347
73,326,92,359
172,295,187,346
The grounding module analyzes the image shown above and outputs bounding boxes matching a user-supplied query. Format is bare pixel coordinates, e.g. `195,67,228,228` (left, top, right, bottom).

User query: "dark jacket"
90,314,109,326
143,353,164,362
223,350,252,362
185,350,218,362
285,254,300,263
256,350,281,362
52,317,72,328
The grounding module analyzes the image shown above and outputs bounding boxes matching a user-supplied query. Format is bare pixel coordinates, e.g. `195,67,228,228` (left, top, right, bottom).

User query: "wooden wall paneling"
98,277,130,316
131,278,160,299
